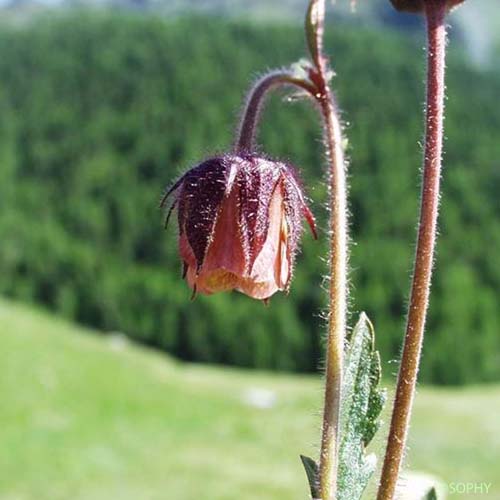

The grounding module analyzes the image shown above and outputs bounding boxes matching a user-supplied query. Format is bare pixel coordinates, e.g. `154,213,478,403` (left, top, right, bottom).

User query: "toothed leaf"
337,313,387,500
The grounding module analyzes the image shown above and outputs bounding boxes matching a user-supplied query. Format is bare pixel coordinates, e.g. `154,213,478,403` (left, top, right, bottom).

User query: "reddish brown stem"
377,2,447,498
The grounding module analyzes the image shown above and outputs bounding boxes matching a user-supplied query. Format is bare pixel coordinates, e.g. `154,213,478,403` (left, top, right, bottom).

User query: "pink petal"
183,187,247,295
202,187,247,277
236,278,280,300
236,185,290,299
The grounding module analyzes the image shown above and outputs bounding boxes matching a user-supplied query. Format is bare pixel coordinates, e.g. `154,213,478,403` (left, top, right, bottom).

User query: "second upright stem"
377,2,447,498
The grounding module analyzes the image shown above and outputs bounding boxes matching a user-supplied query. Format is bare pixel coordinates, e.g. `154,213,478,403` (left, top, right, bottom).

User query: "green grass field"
1,298,498,500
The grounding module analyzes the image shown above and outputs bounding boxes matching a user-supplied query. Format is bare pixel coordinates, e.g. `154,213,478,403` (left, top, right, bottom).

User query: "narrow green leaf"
300,454,320,499
337,313,387,500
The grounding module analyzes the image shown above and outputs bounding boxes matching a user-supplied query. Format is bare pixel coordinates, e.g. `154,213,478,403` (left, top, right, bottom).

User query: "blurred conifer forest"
0,13,499,384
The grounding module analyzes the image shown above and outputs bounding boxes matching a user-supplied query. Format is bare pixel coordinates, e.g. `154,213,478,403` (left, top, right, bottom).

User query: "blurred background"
0,1,499,499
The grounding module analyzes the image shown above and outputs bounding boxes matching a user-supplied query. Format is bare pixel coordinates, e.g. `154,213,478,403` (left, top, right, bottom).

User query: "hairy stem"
307,3,349,497
235,70,316,152
377,2,447,498
318,83,348,500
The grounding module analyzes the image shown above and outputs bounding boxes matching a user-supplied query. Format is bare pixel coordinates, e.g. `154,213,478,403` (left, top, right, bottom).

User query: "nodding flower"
161,153,317,301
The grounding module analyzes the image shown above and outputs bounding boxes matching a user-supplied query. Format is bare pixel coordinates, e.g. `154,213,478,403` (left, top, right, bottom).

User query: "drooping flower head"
161,153,317,301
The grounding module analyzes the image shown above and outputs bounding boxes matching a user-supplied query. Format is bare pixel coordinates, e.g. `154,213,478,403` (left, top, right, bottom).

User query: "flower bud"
161,154,317,300
389,0,465,14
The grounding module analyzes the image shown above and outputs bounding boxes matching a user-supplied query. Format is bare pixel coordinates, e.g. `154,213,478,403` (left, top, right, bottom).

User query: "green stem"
317,82,348,500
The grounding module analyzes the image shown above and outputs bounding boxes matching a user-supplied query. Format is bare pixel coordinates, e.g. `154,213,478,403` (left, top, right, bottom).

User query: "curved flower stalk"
236,70,317,153
378,1,465,498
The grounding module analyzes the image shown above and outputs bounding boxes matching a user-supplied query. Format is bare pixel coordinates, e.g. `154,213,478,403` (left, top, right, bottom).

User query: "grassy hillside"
0,299,498,499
